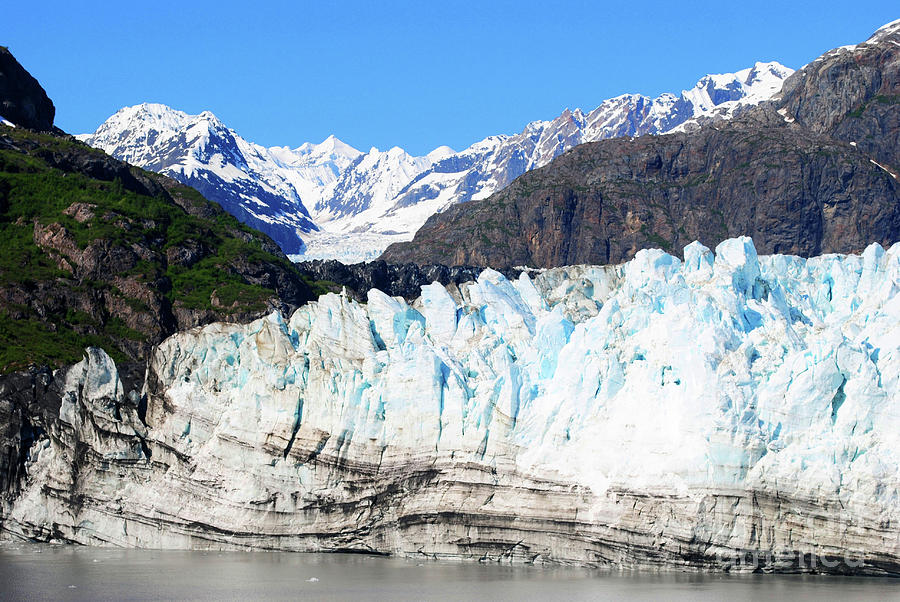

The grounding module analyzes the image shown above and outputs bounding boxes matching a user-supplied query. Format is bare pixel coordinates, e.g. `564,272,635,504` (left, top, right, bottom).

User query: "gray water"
1,543,898,601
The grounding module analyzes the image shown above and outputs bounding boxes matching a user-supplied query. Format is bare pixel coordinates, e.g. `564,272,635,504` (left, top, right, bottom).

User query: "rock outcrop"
381,21,900,268
778,19,900,171
295,259,522,301
0,47,55,131
2,238,898,574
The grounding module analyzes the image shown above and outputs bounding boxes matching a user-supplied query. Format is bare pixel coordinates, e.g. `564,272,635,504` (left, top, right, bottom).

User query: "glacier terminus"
2,237,898,574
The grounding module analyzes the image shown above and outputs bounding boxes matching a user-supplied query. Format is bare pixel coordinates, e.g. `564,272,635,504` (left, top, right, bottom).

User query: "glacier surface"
3,237,898,572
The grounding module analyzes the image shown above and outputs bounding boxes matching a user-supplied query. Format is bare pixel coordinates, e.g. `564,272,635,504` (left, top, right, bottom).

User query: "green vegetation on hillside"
0,125,310,372
847,94,900,119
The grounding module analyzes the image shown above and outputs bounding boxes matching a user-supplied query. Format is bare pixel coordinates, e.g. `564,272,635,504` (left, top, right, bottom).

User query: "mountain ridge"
380,21,900,268
80,62,793,262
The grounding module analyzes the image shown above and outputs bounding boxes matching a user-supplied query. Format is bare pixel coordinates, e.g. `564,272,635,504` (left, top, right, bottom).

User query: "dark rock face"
0,367,61,500
296,259,522,301
0,47,55,131
383,115,900,268
778,27,900,171
382,26,900,268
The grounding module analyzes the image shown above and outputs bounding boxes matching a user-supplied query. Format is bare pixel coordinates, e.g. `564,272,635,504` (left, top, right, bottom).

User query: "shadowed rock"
0,47,56,131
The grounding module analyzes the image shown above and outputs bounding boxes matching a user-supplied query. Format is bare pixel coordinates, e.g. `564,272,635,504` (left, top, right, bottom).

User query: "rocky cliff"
0,47,56,132
2,238,898,574
381,21,900,268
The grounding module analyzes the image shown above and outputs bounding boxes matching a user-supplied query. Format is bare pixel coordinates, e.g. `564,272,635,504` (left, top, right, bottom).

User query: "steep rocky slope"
2,238,898,574
778,20,900,171
381,21,900,268
0,48,56,132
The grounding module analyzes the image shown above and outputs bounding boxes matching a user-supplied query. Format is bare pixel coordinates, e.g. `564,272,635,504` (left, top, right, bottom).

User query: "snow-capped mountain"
318,61,793,261
79,104,360,253
81,62,793,262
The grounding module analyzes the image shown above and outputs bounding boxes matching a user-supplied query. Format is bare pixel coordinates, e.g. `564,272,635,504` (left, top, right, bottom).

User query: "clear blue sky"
4,1,897,155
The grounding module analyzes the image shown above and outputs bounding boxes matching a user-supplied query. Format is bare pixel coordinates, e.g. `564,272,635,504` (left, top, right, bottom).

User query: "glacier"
2,237,898,573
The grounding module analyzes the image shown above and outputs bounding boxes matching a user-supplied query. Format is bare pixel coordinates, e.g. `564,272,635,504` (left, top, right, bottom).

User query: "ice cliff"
2,237,898,573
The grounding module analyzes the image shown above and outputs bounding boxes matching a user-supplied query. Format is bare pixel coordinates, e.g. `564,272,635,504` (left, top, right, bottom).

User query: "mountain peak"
743,61,793,81
427,145,455,161
679,61,794,112
120,102,183,120
316,134,360,157
103,103,193,134
130,101,180,114
867,18,900,42
107,103,230,133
